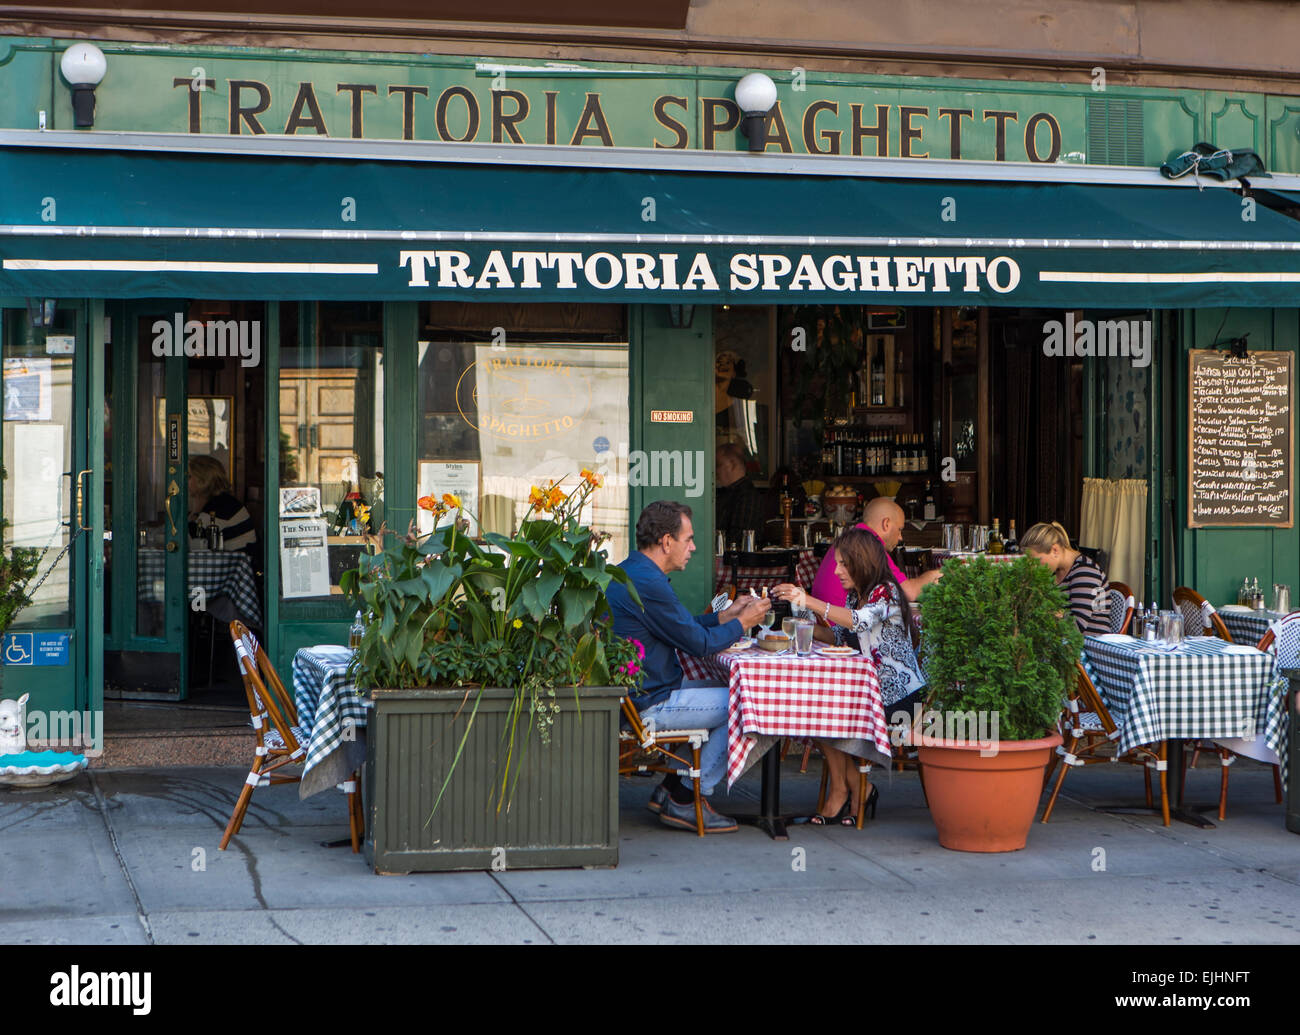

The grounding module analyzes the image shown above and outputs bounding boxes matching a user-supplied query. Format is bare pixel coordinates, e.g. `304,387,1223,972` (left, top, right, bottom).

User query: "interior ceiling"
3,0,692,29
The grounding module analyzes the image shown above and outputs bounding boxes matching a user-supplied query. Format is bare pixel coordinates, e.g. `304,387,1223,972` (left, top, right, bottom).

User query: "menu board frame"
1187,348,1293,529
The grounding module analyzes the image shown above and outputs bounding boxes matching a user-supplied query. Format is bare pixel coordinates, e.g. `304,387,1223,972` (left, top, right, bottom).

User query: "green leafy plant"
339,470,642,813
919,556,1083,741
785,304,865,428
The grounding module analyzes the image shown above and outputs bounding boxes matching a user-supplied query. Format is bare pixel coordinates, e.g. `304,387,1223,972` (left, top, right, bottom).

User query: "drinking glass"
781,617,797,638
794,620,814,655
1273,584,1291,614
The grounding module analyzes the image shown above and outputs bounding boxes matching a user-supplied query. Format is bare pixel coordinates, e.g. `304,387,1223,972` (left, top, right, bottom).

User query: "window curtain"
1080,478,1147,591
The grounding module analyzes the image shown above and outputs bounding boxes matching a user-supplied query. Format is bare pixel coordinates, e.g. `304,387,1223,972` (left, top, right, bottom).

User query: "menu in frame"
1188,349,1293,528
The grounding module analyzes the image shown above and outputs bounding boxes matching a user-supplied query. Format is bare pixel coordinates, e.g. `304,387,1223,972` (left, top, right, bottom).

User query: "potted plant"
914,556,1082,852
340,469,642,873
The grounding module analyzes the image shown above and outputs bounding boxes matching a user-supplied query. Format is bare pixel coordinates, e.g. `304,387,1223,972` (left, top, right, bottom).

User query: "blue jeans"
638,681,730,796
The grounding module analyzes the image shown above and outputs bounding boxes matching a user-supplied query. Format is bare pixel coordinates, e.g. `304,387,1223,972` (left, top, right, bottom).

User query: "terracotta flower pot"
917,733,1062,852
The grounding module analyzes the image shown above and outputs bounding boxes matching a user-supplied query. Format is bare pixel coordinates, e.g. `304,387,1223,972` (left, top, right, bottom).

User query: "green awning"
5,130,1300,307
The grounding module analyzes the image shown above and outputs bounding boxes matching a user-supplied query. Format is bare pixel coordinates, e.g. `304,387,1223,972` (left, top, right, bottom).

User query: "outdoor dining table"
1219,608,1288,652
713,548,819,595
1081,633,1289,827
678,644,892,839
291,644,369,801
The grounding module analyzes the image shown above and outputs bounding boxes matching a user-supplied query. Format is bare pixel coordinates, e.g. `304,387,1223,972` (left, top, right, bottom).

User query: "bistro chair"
1197,610,1299,818
618,697,710,837
220,621,362,853
1172,586,1233,641
1108,581,1136,635
1041,661,1170,827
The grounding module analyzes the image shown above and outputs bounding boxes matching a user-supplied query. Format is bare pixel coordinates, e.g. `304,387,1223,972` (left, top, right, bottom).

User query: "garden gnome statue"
0,694,29,754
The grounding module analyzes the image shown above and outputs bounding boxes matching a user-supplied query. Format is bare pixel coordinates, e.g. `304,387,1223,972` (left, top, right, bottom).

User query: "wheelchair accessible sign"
3,632,70,665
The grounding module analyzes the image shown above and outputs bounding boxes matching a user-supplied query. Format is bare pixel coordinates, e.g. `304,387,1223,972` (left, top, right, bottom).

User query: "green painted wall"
1173,309,1300,609
6,36,1300,171
630,305,715,615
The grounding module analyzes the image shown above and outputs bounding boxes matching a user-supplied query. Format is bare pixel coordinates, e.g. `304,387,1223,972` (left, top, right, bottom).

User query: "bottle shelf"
822,474,932,483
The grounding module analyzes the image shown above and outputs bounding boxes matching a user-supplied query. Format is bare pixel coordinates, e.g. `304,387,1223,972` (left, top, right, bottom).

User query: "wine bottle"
923,481,936,521
1005,519,1019,553
870,348,886,406
988,518,1005,555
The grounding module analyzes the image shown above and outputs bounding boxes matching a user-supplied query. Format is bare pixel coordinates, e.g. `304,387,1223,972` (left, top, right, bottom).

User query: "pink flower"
629,638,645,660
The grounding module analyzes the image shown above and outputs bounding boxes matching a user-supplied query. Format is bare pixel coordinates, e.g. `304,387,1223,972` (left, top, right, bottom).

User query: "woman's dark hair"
635,500,693,549
833,527,918,647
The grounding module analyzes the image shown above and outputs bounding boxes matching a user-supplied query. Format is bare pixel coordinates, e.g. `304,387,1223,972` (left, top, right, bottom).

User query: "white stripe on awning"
2,258,379,274
1040,270,1300,283
8,226,1300,251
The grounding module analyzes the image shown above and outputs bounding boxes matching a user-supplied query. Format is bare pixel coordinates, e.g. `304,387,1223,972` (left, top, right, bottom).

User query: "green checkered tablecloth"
291,645,368,799
1219,609,1281,650
1082,634,1289,786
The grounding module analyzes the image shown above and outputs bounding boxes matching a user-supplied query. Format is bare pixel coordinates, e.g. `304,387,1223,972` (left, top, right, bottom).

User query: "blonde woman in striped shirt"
1020,521,1111,635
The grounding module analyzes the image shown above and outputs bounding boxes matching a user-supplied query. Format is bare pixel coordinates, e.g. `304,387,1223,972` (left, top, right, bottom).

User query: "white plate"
1220,604,1255,613
816,646,859,656
724,638,755,652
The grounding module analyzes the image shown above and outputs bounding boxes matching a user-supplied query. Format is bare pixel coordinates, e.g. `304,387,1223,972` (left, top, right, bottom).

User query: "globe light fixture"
60,43,107,128
734,72,778,153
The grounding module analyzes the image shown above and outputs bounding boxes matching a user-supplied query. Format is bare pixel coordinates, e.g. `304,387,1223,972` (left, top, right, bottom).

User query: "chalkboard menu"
1188,349,1293,528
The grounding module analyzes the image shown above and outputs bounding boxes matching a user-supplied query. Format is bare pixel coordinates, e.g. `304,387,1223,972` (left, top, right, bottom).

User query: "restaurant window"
417,303,629,560
714,305,776,478
1,307,75,627
277,301,384,598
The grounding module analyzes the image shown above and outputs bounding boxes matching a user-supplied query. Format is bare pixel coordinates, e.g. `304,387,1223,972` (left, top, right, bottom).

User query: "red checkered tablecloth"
679,647,892,787
713,549,820,595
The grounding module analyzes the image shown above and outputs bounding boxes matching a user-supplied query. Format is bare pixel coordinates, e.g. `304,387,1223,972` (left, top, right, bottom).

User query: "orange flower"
442,492,462,510
528,486,548,511
547,485,565,509
580,467,603,489
417,495,437,512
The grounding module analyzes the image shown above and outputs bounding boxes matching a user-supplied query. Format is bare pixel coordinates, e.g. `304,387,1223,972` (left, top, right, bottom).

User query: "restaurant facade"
1,15,1298,736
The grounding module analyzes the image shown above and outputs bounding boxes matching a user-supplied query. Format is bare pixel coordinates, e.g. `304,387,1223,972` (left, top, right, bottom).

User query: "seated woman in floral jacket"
773,527,925,825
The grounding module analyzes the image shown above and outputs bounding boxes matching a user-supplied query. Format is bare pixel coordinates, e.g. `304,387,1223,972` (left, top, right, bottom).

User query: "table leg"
733,744,789,840
1094,739,1217,829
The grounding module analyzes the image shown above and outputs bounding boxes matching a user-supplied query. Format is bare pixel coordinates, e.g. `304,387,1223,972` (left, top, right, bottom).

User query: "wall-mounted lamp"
734,72,777,153
60,43,107,128
667,304,695,328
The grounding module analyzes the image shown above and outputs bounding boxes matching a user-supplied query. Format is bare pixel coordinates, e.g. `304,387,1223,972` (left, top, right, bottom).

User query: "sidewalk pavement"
2,758,1297,945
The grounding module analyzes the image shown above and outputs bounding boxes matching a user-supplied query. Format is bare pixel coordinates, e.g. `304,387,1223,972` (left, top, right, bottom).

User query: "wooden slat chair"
1108,580,1136,635
220,621,362,853
1172,586,1234,641
1041,661,1170,826
1202,611,1298,818
815,694,930,828
618,697,710,837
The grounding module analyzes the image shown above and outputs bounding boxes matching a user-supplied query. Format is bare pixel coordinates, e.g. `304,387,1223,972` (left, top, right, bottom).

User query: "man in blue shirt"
608,500,769,832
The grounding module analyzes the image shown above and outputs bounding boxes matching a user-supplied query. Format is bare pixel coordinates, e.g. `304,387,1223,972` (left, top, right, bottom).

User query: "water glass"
1273,584,1291,614
794,620,814,655
1159,611,1184,646
781,617,797,638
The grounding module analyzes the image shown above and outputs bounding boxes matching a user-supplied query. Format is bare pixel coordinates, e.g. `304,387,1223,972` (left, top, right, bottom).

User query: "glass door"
103,301,189,699
0,301,101,748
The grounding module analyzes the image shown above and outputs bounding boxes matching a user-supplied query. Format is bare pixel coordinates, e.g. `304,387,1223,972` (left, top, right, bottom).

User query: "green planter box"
364,684,621,873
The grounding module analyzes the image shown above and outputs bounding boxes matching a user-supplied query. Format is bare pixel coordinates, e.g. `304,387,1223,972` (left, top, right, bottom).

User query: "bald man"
809,497,942,606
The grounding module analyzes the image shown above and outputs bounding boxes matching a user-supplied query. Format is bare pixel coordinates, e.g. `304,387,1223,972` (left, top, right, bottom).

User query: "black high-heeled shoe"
809,793,851,825
845,784,880,825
